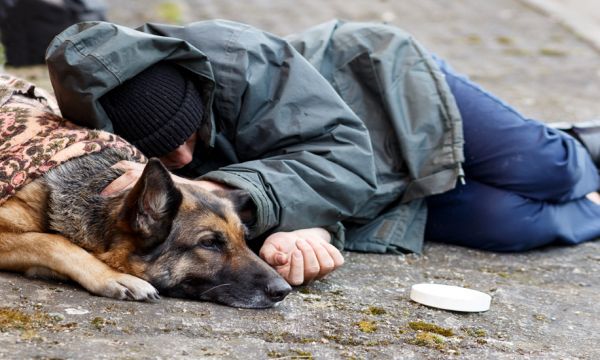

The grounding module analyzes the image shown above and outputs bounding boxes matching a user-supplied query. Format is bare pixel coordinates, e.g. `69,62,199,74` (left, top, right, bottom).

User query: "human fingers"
259,242,289,267
287,249,304,286
305,237,336,279
100,171,139,196
263,232,299,254
323,242,345,267
296,238,320,283
110,160,145,172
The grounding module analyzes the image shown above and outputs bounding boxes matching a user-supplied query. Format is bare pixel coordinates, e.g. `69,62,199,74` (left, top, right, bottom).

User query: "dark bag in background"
0,0,106,66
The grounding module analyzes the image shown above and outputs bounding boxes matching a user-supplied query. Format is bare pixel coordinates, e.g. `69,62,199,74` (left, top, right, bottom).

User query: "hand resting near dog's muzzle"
2,149,290,309
57,150,291,308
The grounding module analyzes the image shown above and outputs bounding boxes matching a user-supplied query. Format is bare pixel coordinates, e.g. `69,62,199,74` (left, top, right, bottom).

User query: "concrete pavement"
521,0,600,51
1,0,599,358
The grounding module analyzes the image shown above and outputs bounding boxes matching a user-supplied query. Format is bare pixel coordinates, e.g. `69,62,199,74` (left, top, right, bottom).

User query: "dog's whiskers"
199,283,231,297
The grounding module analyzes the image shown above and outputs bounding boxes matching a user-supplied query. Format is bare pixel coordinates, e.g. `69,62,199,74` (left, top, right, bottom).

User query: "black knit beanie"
99,62,204,158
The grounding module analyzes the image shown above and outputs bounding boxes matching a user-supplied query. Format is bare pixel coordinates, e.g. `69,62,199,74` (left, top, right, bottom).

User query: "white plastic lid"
410,283,491,312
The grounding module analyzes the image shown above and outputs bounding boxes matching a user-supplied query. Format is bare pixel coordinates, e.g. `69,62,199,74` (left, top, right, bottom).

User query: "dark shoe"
551,120,600,167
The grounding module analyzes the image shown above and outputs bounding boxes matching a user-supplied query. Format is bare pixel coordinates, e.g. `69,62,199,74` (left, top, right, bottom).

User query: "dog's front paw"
96,273,160,301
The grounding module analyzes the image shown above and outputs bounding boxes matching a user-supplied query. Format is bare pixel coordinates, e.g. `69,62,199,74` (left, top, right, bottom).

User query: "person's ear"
121,159,183,252
213,189,256,226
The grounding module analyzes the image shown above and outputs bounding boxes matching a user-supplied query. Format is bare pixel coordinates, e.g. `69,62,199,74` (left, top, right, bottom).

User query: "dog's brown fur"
0,150,290,308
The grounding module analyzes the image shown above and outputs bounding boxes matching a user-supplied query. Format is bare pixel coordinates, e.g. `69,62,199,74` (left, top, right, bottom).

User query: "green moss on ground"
411,332,446,350
463,327,487,337
363,306,386,316
290,349,313,359
0,307,54,331
355,320,377,333
408,321,454,337
91,316,116,330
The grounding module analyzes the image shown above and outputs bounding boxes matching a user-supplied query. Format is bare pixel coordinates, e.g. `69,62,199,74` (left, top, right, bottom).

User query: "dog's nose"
265,278,292,302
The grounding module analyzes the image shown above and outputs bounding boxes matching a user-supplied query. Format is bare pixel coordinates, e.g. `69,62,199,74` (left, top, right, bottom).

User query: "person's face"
159,132,198,170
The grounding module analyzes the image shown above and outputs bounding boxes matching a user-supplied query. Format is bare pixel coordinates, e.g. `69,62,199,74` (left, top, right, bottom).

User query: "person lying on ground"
46,20,600,286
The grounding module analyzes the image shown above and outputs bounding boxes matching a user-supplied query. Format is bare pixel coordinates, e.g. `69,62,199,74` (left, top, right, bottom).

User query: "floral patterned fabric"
0,74,146,205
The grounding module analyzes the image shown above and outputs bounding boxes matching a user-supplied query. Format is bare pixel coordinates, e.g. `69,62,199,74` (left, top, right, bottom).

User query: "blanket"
0,74,145,205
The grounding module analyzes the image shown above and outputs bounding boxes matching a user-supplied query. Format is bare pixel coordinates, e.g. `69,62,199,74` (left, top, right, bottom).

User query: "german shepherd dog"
0,148,291,308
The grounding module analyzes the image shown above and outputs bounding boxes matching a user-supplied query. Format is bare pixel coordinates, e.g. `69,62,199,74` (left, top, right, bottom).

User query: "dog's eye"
198,235,222,251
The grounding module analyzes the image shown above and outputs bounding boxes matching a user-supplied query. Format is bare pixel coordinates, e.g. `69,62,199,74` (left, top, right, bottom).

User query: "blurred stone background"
0,0,599,359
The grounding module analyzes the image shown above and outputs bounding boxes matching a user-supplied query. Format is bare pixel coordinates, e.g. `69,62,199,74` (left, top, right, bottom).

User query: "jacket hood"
45,21,216,145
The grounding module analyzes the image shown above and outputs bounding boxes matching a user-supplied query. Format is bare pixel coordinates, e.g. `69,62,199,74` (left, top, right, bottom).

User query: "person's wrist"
291,228,331,243
196,179,229,190
173,177,230,191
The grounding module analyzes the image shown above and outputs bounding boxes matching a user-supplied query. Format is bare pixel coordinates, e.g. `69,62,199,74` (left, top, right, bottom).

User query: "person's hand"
100,160,227,196
259,228,344,286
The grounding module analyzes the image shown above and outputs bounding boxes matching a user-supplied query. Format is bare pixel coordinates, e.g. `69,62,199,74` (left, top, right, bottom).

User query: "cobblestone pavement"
1,0,599,359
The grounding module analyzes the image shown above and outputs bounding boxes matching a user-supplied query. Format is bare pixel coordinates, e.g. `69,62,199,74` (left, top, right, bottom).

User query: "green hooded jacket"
45,19,464,254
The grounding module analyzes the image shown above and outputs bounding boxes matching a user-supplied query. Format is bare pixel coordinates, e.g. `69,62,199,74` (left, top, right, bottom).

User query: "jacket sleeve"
169,21,378,240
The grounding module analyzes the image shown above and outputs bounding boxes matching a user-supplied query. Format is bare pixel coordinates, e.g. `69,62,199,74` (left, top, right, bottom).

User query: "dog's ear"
213,189,256,226
122,159,183,252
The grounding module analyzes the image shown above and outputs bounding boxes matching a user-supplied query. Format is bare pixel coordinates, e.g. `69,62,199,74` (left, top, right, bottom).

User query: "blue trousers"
425,58,600,251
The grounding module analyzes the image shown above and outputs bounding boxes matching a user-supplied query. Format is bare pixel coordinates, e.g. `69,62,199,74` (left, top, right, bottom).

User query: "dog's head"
117,159,291,308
